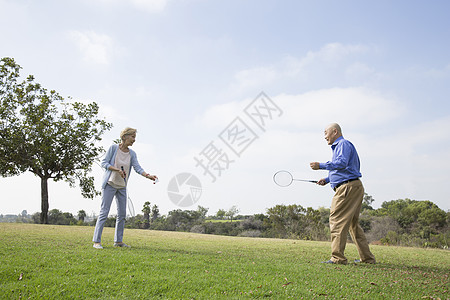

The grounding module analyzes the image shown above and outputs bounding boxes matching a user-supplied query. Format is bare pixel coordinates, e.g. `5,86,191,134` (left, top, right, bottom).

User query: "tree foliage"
266,204,326,240
363,198,448,247
216,209,226,220
362,192,375,211
226,205,239,222
142,201,151,228
47,209,77,225
77,210,87,222
151,204,160,223
0,57,112,224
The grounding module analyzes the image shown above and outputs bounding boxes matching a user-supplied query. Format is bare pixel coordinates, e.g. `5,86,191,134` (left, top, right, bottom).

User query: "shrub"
380,230,399,245
366,216,401,243
190,225,205,234
239,216,264,231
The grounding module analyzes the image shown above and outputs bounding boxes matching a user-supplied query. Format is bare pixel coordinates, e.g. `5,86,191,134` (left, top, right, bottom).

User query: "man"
310,123,376,264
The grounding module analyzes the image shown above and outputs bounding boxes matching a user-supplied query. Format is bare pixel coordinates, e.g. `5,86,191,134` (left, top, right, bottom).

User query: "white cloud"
231,43,371,92
233,66,278,92
69,30,114,65
195,100,246,131
277,87,404,129
300,43,369,66
408,117,450,148
345,62,376,81
198,87,403,134
357,115,450,208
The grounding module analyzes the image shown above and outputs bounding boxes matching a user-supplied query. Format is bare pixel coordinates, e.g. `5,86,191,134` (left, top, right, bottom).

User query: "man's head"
324,123,342,145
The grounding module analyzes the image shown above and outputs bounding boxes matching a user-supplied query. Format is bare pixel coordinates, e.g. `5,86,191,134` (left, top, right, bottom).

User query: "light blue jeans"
92,184,127,243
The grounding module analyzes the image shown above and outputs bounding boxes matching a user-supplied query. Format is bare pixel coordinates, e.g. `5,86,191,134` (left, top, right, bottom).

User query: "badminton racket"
273,170,317,187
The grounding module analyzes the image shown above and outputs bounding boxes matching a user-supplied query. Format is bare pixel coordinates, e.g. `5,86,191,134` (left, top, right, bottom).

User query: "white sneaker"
93,244,103,249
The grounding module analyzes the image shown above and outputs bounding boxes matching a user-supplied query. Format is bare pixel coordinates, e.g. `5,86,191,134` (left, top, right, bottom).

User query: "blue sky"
1,0,449,216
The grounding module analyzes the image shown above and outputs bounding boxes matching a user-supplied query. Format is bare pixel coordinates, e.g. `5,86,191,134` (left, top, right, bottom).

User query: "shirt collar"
331,136,344,149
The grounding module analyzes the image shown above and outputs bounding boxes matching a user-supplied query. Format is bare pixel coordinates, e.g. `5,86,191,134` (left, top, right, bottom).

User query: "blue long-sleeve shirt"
101,144,145,189
319,136,362,189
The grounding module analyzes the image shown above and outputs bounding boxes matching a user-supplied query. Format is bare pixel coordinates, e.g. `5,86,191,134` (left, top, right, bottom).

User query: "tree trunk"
143,213,150,229
40,177,49,224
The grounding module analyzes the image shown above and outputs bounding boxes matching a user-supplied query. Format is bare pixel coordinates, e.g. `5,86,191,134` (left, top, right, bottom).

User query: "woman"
93,127,158,249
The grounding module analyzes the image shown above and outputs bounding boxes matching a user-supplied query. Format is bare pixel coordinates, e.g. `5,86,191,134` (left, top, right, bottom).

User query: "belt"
333,178,359,192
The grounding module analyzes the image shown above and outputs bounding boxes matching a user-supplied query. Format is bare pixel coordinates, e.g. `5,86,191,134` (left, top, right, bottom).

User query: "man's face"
324,127,337,145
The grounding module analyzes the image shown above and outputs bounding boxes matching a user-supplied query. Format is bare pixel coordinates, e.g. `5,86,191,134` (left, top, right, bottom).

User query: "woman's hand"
110,166,126,178
144,173,158,184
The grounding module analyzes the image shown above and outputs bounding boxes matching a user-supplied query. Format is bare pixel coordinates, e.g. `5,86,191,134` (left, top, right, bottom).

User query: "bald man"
310,123,376,264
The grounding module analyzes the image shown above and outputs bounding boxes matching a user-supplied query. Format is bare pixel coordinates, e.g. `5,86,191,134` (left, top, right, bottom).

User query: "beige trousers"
329,179,376,264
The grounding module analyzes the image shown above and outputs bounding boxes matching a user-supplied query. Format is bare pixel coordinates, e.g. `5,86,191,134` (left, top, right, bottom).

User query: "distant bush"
366,199,449,249
190,225,205,234
366,216,401,243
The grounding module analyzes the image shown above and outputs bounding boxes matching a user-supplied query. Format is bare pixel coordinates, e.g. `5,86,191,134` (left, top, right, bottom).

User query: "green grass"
0,223,448,299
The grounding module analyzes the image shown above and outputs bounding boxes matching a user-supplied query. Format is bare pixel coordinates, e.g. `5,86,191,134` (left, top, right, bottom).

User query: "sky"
1,0,449,217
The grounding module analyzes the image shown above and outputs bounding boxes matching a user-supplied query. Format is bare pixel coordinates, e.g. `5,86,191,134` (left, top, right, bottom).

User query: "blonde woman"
93,127,157,249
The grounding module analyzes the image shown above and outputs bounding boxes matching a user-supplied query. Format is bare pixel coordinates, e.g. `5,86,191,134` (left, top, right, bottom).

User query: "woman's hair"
120,127,137,140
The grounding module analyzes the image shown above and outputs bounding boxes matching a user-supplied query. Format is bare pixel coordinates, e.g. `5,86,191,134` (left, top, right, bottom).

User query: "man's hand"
317,178,327,186
310,162,320,170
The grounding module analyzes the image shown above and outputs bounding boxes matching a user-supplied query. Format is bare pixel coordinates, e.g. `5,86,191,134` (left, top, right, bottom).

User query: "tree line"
113,197,450,249
4,195,448,249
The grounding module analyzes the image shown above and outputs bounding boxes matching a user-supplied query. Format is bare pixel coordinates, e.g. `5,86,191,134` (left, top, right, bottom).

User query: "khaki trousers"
329,179,376,264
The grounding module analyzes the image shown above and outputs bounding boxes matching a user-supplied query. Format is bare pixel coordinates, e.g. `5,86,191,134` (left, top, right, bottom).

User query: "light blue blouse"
101,144,145,189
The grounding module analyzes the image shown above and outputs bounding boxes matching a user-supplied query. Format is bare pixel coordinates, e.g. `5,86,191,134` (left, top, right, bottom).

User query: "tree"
226,206,240,222
266,204,306,238
378,198,415,229
47,209,77,225
216,209,226,220
142,201,151,228
317,206,330,225
362,193,375,211
0,57,112,224
196,205,208,220
77,210,86,222
376,198,448,242
151,204,160,223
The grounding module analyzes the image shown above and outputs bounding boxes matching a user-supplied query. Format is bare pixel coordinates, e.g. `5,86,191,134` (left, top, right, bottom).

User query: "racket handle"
120,166,126,182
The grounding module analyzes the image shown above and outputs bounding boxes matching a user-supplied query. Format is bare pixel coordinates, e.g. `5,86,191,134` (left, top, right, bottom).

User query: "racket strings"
273,170,317,186
273,171,294,187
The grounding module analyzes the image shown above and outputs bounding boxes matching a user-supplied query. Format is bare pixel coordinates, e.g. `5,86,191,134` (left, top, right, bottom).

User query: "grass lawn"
0,223,448,299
